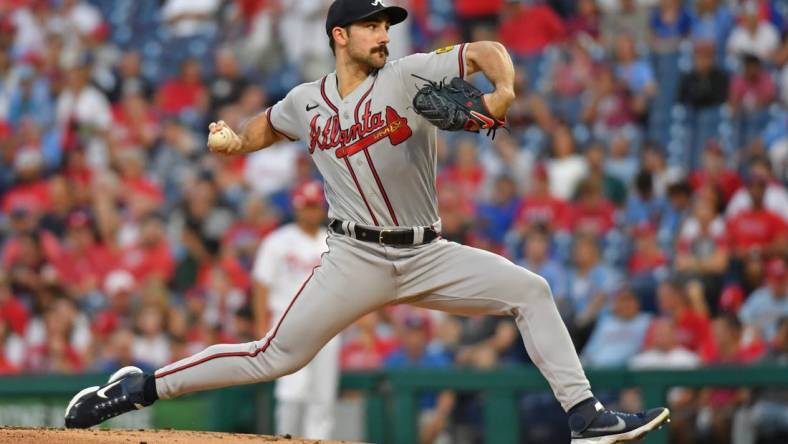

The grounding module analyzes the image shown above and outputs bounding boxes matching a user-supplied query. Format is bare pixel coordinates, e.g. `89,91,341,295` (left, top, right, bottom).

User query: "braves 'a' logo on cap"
371,0,386,6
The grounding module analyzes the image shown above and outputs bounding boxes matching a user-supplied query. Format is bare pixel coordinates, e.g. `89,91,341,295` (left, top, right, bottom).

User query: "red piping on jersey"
343,156,379,226
354,75,399,226
458,43,467,79
154,267,317,380
265,107,298,141
321,76,380,226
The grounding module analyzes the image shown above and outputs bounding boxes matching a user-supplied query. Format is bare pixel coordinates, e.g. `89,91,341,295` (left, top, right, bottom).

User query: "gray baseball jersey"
265,44,469,227
154,45,594,420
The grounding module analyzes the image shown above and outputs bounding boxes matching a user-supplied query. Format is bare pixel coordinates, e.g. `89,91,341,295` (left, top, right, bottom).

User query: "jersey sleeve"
392,43,469,99
252,236,280,287
266,89,301,142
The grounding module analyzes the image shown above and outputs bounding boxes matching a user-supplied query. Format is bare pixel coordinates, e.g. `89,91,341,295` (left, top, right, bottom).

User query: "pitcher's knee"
532,274,553,299
511,270,553,305
259,341,314,379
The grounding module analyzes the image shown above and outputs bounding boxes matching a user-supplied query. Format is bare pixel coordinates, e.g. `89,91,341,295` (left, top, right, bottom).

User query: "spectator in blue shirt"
691,0,735,61
614,34,657,120
650,0,694,53
581,289,653,368
739,258,788,342
385,313,453,395
518,224,569,317
624,170,668,227
385,313,455,444
567,234,623,346
7,64,54,129
476,175,520,245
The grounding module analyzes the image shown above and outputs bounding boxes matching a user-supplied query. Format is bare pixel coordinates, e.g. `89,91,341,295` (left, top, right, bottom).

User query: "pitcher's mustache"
373,46,389,55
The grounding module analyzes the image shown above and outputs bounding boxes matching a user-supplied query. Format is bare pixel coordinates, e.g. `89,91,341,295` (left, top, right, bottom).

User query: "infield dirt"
0,427,362,443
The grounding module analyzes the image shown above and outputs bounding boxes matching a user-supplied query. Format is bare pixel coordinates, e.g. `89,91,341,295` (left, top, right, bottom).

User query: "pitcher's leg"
401,241,592,411
156,236,394,399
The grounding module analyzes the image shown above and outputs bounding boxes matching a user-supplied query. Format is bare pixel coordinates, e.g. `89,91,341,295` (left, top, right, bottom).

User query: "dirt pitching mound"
0,427,362,443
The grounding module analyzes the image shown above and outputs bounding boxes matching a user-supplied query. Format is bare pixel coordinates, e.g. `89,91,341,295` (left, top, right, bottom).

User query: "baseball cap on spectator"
291,181,325,209
399,312,432,338
104,270,136,296
767,258,787,281
325,0,408,37
719,285,745,314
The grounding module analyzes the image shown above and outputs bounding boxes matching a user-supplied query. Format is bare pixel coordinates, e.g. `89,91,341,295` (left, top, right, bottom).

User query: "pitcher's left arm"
464,41,516,121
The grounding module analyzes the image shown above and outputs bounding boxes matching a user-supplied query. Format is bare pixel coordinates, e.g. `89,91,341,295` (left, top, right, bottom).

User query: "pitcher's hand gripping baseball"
207,120,243,154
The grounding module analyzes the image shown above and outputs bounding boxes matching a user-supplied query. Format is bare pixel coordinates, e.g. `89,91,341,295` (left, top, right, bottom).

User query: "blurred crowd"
0,0,787,443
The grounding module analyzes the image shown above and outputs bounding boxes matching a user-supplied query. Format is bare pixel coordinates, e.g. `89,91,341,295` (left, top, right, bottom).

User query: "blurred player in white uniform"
252,181,339,439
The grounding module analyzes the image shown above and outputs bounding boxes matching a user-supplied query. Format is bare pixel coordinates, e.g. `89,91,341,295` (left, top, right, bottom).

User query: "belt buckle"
378,229,393,246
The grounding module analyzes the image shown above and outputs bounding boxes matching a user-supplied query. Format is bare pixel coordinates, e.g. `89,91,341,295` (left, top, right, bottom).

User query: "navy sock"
142,375,159,404
568,396,598,416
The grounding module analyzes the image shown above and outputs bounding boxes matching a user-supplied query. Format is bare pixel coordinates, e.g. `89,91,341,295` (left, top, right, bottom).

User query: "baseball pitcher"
65,1,669,442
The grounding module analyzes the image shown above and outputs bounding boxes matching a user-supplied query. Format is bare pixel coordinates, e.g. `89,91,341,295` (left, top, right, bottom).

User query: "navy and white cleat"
64,366,153,428
569,398,671,444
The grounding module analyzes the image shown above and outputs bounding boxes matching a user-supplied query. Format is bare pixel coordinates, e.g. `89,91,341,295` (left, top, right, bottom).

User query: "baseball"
208,126,233,151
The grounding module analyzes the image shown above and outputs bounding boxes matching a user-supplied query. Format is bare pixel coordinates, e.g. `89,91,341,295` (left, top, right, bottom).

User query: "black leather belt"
329,219,438,246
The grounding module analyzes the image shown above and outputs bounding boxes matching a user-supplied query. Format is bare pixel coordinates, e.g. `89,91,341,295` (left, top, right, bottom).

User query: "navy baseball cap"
326,0,408,36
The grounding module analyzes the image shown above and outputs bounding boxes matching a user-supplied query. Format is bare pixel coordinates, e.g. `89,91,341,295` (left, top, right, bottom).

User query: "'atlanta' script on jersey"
308,100,413,158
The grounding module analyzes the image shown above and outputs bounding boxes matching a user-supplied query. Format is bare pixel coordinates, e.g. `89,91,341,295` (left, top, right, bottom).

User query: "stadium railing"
1,365,786,444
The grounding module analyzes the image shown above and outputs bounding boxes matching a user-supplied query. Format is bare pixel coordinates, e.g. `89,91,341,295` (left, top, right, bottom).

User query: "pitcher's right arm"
207,113,284,155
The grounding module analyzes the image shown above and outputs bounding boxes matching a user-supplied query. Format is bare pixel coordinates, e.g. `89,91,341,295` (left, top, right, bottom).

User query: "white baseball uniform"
252,224,339,439
154,43,593,413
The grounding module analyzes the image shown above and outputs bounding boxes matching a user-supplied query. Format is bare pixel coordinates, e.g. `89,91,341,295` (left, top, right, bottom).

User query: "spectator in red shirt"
566,0,601,40
3,230,63,304
689,141,742,204
156,58,208,116
729,56,777,117
110,92,160,151
513,164,570,232
726,174,788,259
628,223,669,311
499,0,566,57
653,279,713,354
552,39,596,124
222,194,280,270
0,271,28,337
56,211,119,297
120,213,175,285
0,319,20,375
26,298,86,373
437,139,486,202
582,65,636,141
697,314,765,444
567,179,616,236
340,311,398,370
2,148,51,215
726,155,788,222
728,54,778,149
454,0,504,41
92,269,136,339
